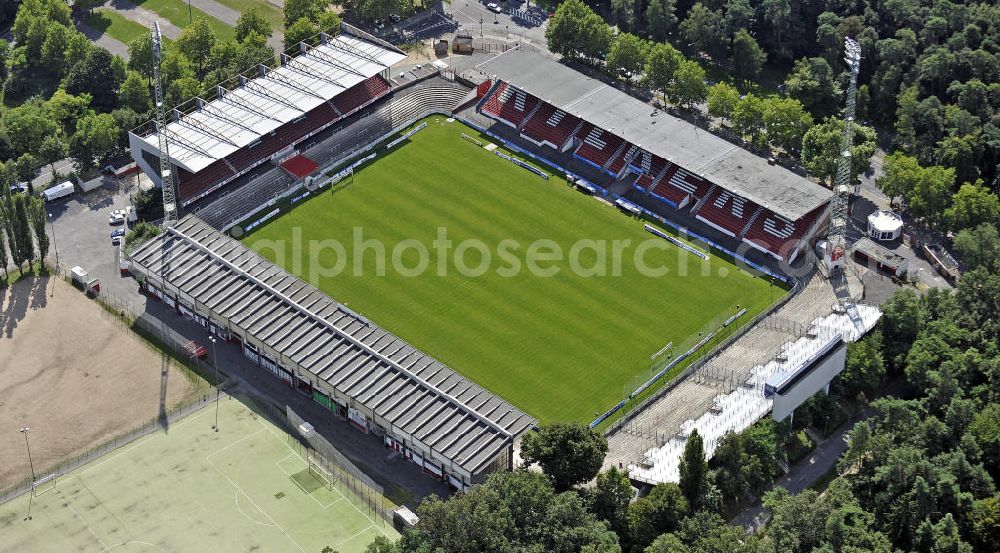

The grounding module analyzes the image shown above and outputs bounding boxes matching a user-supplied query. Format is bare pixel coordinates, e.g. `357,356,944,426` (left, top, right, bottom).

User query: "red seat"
332,76,390,117
177,160,235,201
743,204,826,258
521,103,581,149
480,82,540,128
574,127,623,168
695,187,761,237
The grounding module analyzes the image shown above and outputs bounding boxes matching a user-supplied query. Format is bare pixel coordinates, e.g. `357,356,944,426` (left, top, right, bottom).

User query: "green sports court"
0,398,398,553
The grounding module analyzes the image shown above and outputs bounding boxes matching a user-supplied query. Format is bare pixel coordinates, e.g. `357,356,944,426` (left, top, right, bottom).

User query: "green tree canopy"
177,17,217,75
645,42,683,103
679,3,726,59
784,57,841,118
668,60,707,109
521,422,609,491
235,8,272,42
607,33,649,81
64,47,125,112
118,71,152,114
679,429,707,509
706,82,740,119
954,223,1000,272
69,113,120,170
801,117,877,185
731,29,766,80
944,182,1000,232
284,17,318,50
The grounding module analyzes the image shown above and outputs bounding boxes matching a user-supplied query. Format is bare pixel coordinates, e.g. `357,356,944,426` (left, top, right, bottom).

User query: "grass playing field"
0,396,397,553
242,116,782,423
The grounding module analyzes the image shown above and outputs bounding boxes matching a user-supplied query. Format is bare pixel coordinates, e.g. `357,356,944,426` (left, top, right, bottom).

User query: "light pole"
480,16,483,37
20,427,35,521
209,335,220,432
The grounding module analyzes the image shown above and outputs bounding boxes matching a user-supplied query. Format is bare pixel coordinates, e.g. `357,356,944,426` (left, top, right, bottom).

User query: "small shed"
453,34,474,54
867,210,903,241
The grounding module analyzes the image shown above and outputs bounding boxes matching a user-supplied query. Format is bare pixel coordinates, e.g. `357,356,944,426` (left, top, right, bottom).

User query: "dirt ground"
0,276,197,491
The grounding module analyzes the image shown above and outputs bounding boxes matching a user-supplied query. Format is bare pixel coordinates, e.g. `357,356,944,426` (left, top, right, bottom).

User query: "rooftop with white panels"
628,304,881,485
139,32,405,173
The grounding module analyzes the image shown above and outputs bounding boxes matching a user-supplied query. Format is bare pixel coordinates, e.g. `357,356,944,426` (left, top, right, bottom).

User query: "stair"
689,184,718,215
603,141,629,171
518,101,544,132
738,206,765,238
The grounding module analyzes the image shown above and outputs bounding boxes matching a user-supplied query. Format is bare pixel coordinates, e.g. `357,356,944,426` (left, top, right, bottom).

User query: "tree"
784,57,840,118
954,223,1000,272
838,332,885,396
607,33,648,81
731,93,767,146
731,29,766,80
177,17,216,74
762,96,813,154
589,468,632,538
678,429,707,509
668,60,707,109
548,3,614,60
70,113,120,170
46,89,93,134
679,3,726,59
284,17,318,50
64,47,125,112
235,8,272,42
628,483,688,551
644,533,688,553
801,118,877,185
127,34,155,81
119,70,152,114
706,82,739,119
4,100,59,156
284,0,328,28
645,42,683,103
26,195,48,267
645,0,677,42
38,135,68,165
521,422,608,491
944,182,1000,232
611,0,636,31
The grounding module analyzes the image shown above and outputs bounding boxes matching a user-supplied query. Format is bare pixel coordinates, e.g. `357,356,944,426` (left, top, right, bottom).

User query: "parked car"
109,209,126,225
111,228,126,245
389,13,401,23
10,182,28,194
487,2,503,12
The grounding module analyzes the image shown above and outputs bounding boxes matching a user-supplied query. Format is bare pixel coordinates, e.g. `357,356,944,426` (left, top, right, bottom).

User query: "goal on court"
32,473,58,497
308,457,336,491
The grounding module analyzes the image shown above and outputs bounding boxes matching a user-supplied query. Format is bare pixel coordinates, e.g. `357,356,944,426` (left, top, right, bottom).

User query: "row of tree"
0,192,49,279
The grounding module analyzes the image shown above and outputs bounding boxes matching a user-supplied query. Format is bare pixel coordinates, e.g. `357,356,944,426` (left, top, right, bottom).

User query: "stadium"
126,25,875,490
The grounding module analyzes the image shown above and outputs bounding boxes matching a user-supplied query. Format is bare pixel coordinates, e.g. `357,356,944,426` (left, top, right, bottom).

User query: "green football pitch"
242,116,782,423
0,398,397,553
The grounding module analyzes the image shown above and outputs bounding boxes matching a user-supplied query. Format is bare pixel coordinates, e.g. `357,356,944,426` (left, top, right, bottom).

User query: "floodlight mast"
827,37,862,263
151,22,179,227
824,37,864,328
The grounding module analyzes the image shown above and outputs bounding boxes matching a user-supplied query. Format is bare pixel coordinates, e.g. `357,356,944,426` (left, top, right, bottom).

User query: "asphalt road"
444,0,549,47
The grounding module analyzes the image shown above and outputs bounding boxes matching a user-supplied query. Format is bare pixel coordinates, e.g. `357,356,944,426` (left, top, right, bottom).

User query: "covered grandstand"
128,28,406,206
475,49,833,263
129,215,536,488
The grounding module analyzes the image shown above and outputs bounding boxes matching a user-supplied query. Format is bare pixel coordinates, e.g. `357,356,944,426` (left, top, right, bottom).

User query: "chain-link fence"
285,406,396,525
0,384,222,506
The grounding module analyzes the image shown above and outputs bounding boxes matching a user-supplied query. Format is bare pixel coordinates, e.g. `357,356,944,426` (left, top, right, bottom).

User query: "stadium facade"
129,216,536,489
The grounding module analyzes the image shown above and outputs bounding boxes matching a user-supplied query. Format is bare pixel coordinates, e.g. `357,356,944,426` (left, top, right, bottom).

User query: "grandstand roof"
129,216,536,475
141,33,405,174
477,49,833,220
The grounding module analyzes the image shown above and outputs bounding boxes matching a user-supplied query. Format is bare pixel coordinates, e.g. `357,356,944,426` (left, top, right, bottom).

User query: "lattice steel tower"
823,37,862,272
151,22,179,226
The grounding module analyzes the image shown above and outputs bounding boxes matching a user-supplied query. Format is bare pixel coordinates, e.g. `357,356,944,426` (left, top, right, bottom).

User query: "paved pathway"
104,0,183,38
75,17,131,59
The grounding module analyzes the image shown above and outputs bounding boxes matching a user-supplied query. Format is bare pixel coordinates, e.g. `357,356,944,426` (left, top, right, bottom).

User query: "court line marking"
274,456,341,509
253,416,394,537
334,524,379,548
208,445,307,553
65,497,110,551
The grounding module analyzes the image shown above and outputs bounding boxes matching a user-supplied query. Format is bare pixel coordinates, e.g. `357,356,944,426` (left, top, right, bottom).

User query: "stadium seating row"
477,79,825,261
178,76,391,202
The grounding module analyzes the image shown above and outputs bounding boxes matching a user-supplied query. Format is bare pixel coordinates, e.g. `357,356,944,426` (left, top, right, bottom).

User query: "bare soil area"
0,276,197,490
